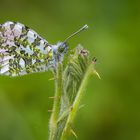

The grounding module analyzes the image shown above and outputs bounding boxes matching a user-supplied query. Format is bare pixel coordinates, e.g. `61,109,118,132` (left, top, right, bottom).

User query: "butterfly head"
57,42,68,54
52,42,68,55
51,42,68,63
52,25,88,62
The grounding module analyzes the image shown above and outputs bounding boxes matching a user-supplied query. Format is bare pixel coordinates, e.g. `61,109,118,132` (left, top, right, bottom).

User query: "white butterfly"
0,21,88,76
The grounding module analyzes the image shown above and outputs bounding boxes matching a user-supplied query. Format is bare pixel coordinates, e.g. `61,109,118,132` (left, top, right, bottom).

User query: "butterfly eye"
58,46,65,53
58,43,68,54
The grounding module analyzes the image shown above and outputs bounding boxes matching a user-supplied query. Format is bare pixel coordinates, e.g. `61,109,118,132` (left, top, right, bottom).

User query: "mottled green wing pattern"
0,21,54,76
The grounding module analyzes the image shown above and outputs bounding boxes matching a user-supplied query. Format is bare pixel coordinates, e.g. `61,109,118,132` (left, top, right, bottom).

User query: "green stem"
60,63,93,140
49,63,63,140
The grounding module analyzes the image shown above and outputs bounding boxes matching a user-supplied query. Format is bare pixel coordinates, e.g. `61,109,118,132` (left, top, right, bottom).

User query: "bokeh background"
0,0,140,140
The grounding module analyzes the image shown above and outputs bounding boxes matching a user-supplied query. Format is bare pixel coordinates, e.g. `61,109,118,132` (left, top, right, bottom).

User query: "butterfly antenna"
64,24,88,43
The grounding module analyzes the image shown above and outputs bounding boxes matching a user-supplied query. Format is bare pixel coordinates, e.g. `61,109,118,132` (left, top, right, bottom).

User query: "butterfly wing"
0,21,54,76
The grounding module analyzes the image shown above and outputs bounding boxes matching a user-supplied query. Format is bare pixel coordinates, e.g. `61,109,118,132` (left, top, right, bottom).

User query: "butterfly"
0,21,88,76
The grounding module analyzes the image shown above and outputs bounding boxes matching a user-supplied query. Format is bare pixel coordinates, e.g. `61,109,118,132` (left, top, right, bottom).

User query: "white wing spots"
25,46,34,55
0,59,9,66
27,46,34,54
40,39,46,46
19,45,34,55
3,21,14,30
32,59,36,64
2,22,13,40
16,22,25,27
0,64,9,74
5,40,15,46
4,30,12,39
0,49,13,75
47,46,52,52
0,55,13,63
13,23,23,37
36,40,45,53
0,49,6,53
27,30,37,44
19,58,25,68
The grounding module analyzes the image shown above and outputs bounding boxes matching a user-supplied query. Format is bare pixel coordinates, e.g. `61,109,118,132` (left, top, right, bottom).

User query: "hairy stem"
49,63,63,140
60,63,93,140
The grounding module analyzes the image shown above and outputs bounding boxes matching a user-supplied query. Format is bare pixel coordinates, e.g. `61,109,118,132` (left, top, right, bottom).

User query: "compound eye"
58,46,65,53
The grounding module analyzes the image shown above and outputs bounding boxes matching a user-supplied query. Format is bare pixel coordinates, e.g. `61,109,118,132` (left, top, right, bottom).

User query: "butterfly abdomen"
0,21,54,76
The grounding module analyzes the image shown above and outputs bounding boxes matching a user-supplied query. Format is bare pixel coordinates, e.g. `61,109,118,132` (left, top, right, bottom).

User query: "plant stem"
49,63,63,140
60,63,93,140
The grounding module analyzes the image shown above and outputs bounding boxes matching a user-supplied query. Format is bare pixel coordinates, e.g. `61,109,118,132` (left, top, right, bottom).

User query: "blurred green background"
0,0,140,140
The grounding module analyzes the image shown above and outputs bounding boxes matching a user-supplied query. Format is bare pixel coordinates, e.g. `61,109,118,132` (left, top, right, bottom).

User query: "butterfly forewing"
0,21,54,76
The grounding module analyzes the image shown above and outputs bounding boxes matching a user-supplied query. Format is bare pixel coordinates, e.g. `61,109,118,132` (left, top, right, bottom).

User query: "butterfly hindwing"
0,21,53,76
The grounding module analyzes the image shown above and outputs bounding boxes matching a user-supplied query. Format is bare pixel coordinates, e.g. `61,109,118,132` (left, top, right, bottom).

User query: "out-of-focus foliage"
0,0,140,140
